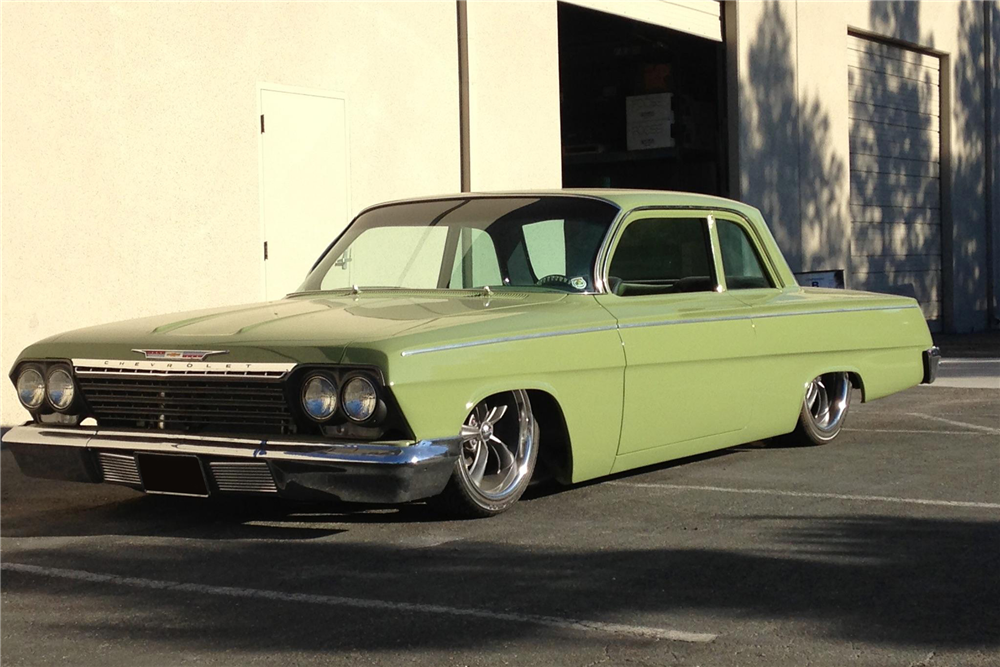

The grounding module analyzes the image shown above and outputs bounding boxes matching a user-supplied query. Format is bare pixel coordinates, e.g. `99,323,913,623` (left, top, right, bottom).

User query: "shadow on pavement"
4,500,998,653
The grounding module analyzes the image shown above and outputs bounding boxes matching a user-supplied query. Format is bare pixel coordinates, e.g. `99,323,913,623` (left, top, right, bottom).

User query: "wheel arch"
799,365,866,402
464,384,574,486
525,389,573,485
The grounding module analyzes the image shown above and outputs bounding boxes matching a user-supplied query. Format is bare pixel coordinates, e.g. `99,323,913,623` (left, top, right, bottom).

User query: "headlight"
16,368,46,410
342,376,377,422
46,367,76,411
301,375,337,421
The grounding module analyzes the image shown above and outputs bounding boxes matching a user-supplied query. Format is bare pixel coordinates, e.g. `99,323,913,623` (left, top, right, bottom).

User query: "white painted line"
611,482,1000,510
0,562,716,643
905,413,1000,435
843,427,997,436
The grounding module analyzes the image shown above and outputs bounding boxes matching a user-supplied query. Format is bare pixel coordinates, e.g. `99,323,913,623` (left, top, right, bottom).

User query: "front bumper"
1,426,461,504
922,346,941,384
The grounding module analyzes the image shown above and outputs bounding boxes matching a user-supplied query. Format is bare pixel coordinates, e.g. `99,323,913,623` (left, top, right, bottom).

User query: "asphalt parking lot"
2,365,997,666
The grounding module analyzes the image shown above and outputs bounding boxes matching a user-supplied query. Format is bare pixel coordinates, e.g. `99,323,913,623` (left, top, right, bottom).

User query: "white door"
260,87,349,300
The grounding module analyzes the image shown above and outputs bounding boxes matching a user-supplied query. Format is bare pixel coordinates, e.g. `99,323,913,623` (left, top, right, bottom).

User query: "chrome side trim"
398,305,918,355
73,358,295,379
1,425,460,467
617,304,919,330
400,325,619,357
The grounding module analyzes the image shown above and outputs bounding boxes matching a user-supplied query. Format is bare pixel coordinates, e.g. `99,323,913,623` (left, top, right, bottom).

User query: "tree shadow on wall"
740,1,993,332
849,2,944,327
953,0,997,329
738,0,846,274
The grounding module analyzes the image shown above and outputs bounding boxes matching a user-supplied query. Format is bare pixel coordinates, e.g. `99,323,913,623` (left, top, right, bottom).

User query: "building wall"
465,1,563,190
0,1,464,424
2,1,996,425
732,0,997,333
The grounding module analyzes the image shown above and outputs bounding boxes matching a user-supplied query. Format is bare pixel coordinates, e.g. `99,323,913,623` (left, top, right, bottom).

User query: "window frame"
602,210,721,297
708,212,781,292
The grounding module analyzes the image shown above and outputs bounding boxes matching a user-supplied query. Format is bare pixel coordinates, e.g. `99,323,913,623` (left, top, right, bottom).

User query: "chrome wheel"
804,372,851,433
458,389,535,501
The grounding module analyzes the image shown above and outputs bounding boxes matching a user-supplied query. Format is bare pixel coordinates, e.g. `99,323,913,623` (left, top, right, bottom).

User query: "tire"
774,372,852,446
432,389,538,518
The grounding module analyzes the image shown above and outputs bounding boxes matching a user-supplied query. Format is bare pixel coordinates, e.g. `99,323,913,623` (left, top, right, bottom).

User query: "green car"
5,191,939,517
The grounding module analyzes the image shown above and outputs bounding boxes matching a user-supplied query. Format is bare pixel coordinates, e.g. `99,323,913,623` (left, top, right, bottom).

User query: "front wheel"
432,390,538,518
775,372,852,446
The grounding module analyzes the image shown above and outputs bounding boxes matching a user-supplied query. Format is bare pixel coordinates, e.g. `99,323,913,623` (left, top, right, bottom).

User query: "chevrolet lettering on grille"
132,349,228,361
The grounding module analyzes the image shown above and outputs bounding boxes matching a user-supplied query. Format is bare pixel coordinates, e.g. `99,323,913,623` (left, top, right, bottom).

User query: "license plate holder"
136,453,210,497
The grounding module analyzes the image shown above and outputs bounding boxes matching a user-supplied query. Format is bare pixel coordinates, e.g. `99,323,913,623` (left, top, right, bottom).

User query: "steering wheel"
536,274,585,292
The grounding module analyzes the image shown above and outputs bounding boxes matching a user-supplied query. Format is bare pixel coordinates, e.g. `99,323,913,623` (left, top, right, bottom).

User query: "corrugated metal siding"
848,34,943,326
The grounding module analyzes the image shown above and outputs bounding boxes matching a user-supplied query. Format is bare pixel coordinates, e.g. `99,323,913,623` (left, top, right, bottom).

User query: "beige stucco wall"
733,0,994,332
465,1,563,191
1,1,463,424
0,0,573,426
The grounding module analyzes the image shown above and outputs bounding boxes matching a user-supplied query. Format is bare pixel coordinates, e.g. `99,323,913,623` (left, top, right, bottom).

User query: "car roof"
366,189,762,219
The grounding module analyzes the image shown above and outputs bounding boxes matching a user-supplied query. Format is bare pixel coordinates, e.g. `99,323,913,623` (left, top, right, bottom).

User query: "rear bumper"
922,346,941,384
1,426,460,504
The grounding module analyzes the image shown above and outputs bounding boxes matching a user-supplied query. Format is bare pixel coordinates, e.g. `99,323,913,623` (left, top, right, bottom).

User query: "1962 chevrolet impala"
5,191,939,517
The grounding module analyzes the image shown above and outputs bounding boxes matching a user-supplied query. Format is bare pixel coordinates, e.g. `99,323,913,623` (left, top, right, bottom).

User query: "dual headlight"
301,374,378,423
16,365,76,412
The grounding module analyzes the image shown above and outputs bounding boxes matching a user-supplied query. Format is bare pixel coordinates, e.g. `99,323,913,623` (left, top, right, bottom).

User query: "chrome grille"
97,452,142,486
209,461,278,493
75,372,296,436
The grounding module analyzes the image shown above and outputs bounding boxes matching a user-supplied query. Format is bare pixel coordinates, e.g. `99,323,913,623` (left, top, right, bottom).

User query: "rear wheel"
433,390,537,518
776,372,852,446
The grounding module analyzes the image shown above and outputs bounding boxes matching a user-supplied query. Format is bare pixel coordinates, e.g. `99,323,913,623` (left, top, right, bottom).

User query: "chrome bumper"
922,346,941,384
1,426,461,504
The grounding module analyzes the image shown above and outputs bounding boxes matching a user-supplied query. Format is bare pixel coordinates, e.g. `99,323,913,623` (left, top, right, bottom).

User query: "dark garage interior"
558,2,728,196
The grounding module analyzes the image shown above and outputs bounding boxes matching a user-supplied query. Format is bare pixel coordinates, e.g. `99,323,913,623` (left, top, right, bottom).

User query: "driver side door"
595,210,757,458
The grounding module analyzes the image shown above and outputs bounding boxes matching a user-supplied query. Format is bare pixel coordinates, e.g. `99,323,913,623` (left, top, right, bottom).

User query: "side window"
449,228,503,288
716,219,773,290
608,217,715,296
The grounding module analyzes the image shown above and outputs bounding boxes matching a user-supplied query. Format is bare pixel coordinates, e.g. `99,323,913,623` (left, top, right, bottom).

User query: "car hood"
19,290,608,365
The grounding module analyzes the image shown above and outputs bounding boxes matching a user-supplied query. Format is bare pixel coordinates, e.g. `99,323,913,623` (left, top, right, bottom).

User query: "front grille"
97,452,142,486
209,461,278,493
76,369,296,436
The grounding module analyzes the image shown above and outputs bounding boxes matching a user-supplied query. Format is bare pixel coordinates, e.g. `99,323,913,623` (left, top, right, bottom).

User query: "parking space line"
0,562,716,643
611,482,1000,510
904,413,1000,435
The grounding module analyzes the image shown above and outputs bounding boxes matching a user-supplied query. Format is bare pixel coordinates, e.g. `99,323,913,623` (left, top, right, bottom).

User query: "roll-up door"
847,34,942,328
561,1,722,42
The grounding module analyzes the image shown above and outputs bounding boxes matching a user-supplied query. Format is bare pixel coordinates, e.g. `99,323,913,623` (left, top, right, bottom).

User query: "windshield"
298,196,620,294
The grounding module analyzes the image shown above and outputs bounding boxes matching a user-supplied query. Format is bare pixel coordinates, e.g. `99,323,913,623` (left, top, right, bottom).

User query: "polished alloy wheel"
458,389,535,500
804,372,851,433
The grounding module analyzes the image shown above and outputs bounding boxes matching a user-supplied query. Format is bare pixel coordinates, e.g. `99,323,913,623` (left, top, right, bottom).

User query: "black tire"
773,372,852,447
432,390,538,519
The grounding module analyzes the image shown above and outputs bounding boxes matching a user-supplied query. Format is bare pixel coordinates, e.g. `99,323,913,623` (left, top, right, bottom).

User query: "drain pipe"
985,2,997,328
457,1,471,193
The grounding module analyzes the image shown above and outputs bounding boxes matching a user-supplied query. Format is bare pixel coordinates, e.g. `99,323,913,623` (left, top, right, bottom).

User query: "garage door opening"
558,2,727,195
